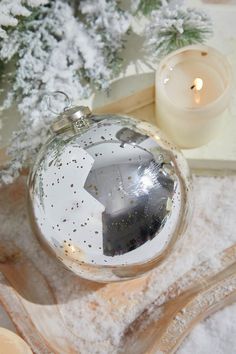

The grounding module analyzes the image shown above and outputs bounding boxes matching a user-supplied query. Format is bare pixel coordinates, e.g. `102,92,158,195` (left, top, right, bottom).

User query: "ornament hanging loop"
46,90,92,135
45,91,72,115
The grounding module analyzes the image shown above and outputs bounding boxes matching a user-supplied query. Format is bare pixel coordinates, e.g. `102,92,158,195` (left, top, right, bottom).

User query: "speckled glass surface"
28,114,191,282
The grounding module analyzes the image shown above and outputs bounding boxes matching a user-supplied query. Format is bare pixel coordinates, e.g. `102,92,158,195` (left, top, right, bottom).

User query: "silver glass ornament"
28,106,191,282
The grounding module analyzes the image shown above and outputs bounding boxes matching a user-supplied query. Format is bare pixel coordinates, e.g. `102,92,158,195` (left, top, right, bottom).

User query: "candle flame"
191,78,203,104
194,78,203,91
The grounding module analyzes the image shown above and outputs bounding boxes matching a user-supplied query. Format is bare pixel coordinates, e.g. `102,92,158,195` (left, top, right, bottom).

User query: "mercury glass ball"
28,109,191,282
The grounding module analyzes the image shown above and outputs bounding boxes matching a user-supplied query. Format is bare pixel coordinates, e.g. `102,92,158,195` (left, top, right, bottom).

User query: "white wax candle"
0,327,32,354
155,45,232,148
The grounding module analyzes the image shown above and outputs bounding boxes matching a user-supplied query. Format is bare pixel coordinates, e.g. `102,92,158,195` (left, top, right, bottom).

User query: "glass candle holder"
155,45,233,149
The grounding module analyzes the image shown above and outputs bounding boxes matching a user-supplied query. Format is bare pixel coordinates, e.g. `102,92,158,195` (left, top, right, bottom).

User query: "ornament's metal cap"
50,106,91,135
63,106,91,121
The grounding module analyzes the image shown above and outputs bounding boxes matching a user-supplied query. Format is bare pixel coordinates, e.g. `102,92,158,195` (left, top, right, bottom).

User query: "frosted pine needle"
132,0,164,15
145,5,213,58
0,0,48,38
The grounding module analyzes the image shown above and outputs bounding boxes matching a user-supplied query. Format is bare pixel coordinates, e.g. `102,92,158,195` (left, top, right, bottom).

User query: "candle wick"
190,84,195,90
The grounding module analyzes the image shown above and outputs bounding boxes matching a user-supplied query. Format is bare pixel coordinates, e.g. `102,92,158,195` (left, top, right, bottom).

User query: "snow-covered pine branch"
145,4,213,59
0,0,130,184
79,0,130,89
0,0,48,38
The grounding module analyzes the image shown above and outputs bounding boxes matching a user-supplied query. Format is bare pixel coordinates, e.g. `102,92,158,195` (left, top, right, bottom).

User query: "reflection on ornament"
28,107,191,282
61,241,86,262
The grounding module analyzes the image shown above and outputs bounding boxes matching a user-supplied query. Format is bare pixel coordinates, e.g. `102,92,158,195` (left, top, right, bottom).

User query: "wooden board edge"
94,85,155,115
188,158,236,174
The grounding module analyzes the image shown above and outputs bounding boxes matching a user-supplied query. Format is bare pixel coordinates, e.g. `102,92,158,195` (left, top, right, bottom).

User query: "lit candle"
155,45,232,148
0,327,32,354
